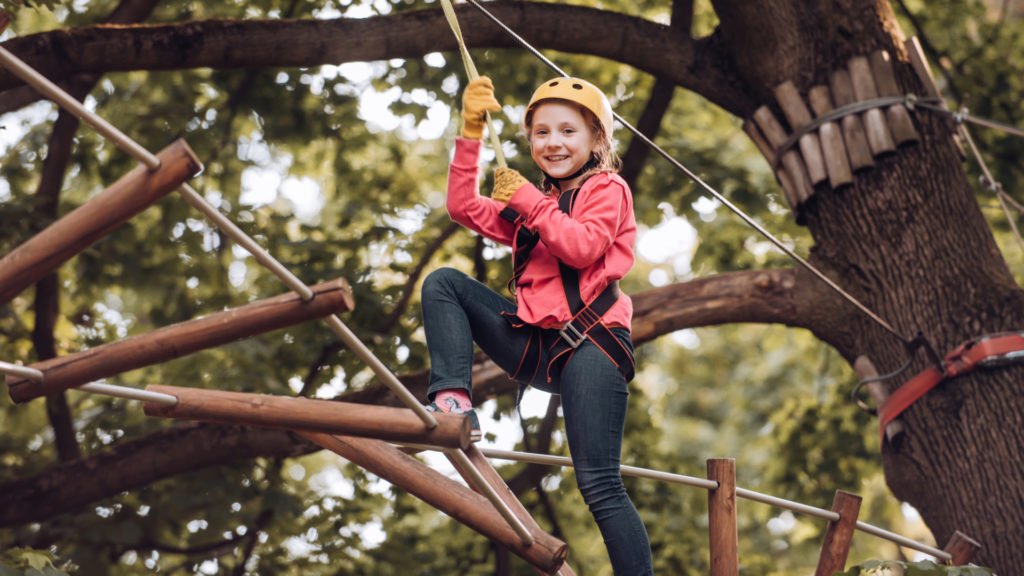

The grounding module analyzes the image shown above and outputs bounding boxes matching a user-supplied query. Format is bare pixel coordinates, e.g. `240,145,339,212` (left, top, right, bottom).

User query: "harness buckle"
558,322,588,349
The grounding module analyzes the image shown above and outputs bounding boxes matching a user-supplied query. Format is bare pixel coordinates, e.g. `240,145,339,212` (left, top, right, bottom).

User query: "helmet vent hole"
548,81,559,87
572,83,583,90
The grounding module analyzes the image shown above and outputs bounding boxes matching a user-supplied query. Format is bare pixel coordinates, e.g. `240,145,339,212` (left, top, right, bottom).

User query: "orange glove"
461,76,501,140
492,167,529,203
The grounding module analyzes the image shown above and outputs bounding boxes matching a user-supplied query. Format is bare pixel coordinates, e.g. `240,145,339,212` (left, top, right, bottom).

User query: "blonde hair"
524,100,620,192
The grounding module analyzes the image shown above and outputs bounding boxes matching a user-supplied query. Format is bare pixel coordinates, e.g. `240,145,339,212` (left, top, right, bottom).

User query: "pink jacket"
446,138,636,330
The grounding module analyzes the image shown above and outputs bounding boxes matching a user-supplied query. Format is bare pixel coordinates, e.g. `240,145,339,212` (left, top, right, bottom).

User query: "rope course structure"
3,5,1016,573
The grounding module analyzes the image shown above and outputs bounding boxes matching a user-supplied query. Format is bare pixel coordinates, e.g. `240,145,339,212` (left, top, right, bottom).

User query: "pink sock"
434,389,472,413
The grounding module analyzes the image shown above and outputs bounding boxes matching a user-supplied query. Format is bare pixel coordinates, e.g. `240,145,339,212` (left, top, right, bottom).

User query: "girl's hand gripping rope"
492,167,529,203
460,76,501,140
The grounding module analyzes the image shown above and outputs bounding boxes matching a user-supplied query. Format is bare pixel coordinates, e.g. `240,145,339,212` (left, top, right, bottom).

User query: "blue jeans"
422,267,653,575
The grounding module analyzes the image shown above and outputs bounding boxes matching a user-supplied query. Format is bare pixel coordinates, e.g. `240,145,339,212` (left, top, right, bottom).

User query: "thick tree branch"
0,2,754,116
0,268,841,527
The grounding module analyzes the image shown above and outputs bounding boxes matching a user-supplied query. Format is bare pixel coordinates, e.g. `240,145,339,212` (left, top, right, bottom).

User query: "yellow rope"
439,0,507,168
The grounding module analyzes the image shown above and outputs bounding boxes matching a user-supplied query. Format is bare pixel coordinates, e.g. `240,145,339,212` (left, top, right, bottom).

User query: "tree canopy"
0,0,1022,574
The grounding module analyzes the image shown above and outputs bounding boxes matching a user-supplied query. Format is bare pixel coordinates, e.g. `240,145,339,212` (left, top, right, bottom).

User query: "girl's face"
528,101,597,190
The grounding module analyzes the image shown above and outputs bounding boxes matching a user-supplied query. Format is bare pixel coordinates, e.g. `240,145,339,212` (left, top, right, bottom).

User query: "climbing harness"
499,184,635,385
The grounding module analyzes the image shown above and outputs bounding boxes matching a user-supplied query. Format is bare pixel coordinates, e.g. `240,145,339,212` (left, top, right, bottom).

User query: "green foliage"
0,0,1020,574
835,559,994,576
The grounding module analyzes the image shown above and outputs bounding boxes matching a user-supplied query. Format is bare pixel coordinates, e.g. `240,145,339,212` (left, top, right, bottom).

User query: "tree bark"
711,1,1024,570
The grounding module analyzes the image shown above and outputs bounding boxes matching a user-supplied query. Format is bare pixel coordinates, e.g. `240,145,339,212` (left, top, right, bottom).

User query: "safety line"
461,0,909,345
408,445,953,561
0,44,439,430
439,0,507,168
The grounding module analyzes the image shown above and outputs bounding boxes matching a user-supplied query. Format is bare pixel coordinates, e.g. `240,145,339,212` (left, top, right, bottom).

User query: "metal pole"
0,45,160,169
446,448,535,546
476,447,952,561
0,361,43,382
0,43,437,430
79,383,179,406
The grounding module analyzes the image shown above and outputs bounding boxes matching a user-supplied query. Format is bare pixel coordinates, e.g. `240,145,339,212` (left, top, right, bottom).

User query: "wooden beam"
301,432,568,574
7,277,354,403
814,490,862,576
943,530,982,566
707,458,738,576
0,139,202,306
143,385,471,449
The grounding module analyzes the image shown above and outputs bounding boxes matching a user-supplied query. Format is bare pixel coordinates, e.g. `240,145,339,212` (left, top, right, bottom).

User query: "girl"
421,75,653,574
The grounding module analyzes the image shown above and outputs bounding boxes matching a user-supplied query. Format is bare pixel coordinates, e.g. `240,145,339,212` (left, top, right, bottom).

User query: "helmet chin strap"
543,156,598,191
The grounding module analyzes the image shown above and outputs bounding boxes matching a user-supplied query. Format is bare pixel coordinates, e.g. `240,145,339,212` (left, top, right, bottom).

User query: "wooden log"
143,385,472,449
869,50,920,145
0,139,202,306
807,86,854,189
814,491,862,576
942,530,982,566
752,106,814,205
853,356,906,443
773,81,828,186
742,120,800,209
828,70,875,171
7,277,354,403
302,432,568,574
848,56,896,156
707,458,738,576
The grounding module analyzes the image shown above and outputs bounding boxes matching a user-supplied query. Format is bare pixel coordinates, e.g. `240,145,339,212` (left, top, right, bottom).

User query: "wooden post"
302,432,568,575
707,458,738,576
752,106,814,205
869,50,920,146
848,56,896,157
853,356,906,443
743,120,800,210
830,69,876,171
143,385,471,449
773,81,828,186
0,139,203,306
807,86,854,189
943,531,982,566
814,491,862,576
7,277,354,403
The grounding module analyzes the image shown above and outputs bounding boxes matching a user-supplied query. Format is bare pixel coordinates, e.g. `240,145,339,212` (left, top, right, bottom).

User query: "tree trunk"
713,0,1024,570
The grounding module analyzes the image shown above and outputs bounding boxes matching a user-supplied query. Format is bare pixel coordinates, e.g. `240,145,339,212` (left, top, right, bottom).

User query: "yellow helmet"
525,77,614,137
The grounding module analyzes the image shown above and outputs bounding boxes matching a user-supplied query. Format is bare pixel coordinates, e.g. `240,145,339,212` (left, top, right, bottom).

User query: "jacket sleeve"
507,172,630,269
446,138,515,246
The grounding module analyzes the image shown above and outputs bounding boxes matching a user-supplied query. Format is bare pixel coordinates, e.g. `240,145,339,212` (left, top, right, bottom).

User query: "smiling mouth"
545,155,569,162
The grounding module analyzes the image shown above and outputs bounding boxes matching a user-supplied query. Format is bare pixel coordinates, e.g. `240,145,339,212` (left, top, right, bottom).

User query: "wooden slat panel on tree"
143,385,472,448
6,277,354,403
0,139,202,306
301,432,568,574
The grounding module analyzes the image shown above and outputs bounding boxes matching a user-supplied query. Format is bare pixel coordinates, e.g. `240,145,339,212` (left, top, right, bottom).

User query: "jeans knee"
576,467,626,510
422,267,465,300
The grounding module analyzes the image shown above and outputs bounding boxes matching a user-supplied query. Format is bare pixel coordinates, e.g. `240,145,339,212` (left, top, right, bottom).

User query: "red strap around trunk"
878,332,1024,441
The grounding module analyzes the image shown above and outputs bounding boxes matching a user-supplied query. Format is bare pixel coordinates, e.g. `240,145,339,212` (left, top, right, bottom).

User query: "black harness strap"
501,186,634,384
